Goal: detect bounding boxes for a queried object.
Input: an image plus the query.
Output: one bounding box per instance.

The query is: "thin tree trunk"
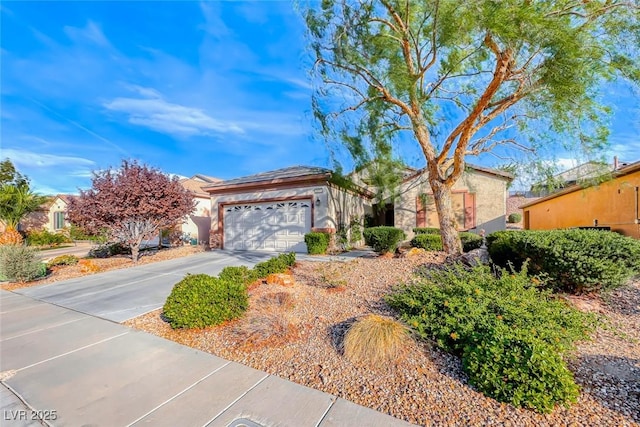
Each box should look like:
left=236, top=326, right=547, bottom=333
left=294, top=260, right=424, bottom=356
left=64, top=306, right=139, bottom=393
left=429, top=180, right=462, bottom=255
left=131, top=244, right=140, bottom=263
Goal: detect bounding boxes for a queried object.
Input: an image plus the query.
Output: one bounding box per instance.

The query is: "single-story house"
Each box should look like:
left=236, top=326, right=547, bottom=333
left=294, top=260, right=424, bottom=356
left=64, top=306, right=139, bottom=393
left=205, top=164, right=512, bottom=252
left=205, top=166, right=373, bottom=252
left=520, top=160, right=640, bottom=239
left=19, top=194, right=75, bottom=233
left=178, top=174, right=221, bottom=244
left=351, top=163, right=513, bottom=239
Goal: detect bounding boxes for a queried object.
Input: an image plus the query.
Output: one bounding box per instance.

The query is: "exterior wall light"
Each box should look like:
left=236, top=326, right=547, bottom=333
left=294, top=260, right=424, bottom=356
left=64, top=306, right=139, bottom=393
left=316, top=196, right=321, bottom=206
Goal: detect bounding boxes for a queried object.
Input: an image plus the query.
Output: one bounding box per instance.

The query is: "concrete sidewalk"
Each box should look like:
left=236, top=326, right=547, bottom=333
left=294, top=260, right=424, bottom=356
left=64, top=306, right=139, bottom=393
left=0, top=291, right=415, bottom=427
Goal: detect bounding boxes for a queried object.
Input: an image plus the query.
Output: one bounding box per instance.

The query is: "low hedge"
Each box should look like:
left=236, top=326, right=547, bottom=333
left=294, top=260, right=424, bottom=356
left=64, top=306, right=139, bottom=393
left=460, top=232, right=483, bottom=252
left=163, top=274, right=248, bottom=329
left=487, top=229, right=640, bottom=293
left=412, top=227, right=441, bottom=235
left=304, top=232, right=330, bottom=255
left=363, top=226, right=406, bottom=254
left=47, top=254, right=79, bottom=267
left=507, top=213, right=522, bottom=223
left=411, top=234, right=443, bottom=251
left=218, top=265, right=258, bottom=285
left=254, top=252, right=296, bottom=277
left=26, top=230, right=71, bottom=246
left=386, top=264, right=593, bottom=412
left=411, top=230, right=482, bottom=253
left=163, top=253, right=296, bottom=329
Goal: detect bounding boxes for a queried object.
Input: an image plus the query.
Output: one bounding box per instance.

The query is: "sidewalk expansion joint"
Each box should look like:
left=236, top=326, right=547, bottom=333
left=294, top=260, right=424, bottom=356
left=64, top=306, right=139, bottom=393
left=16, top=331, right=130, bottom=372
left=125, top=361, right=232, bottom=427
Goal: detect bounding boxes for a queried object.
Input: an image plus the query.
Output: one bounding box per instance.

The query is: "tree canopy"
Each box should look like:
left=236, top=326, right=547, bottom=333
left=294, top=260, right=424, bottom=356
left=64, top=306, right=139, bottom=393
left=304, top=0, right=639, bottom=254
left=68, top=160, right=195, bottom=262
left=0, top=159, right=47, bottom=229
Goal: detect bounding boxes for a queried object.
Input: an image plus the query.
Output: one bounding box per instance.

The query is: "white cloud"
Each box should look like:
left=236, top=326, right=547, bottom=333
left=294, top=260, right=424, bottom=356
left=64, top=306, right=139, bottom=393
left=3, top=149, right=95, bottom=168
left=63, top=20, right=111, bottom=48
left=104, top=88, right=244, bottom=137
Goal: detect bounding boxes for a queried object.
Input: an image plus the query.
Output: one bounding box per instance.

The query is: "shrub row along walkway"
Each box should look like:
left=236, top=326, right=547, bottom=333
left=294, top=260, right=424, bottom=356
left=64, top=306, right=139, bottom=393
left=1, top=250, right=411, bottom=426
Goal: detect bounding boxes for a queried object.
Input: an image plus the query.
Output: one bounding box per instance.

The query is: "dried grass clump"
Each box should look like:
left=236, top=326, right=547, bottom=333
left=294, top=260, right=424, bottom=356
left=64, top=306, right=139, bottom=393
left=233, top=310, right=299, bottom=348
left=258, top=291, right=295, bottom=310
left=343, top=314, right=411, bottom=365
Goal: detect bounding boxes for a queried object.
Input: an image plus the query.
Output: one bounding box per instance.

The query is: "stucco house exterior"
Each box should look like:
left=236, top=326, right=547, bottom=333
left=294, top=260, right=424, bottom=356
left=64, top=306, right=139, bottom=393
left=19, top=195, right=75, bottom=233
left=178, top=174, right=220, bottom=244
left=520, top=160, right=640, bottom=239
left=352, top=163, right=513, bottom=239
left=205, top=166, right=372, bottom=252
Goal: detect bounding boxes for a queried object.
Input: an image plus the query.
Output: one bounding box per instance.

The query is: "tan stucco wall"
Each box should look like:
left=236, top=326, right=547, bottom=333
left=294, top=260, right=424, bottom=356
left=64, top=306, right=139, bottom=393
left=396, top=170, right=509, bottom=239
left=523, top=170, right=640, bottom=238
left=327, top=185, right=368, bottom=246
left=21, top=197, right=68, bottom=233
left=47, top=198, right=69, bottom=232
left=181, top=195, right=212, bottom=244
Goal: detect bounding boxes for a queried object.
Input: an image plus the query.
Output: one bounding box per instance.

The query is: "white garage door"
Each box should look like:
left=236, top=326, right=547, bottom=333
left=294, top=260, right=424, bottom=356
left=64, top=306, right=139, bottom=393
left=224, top=200, right=312, bottom=252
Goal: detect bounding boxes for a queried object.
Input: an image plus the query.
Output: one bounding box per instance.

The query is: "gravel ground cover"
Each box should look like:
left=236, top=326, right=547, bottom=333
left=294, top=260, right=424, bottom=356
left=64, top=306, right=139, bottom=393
left=1, top=245, right=204, bottom=291
left=125, top=253, right=640, bottom=426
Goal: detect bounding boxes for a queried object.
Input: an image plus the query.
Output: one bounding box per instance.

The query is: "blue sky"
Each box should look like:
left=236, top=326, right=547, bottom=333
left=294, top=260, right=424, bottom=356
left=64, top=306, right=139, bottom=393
left=1, top=1, right=639, bottom=194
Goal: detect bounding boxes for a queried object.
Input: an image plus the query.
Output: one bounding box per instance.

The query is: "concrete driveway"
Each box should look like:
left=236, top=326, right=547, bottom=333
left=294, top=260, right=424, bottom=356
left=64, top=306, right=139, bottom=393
left=0, top=290, right=415, bottom=427
left=36, top=242, right=94, bottom=262
left=15, top=250, right=276, bottom=322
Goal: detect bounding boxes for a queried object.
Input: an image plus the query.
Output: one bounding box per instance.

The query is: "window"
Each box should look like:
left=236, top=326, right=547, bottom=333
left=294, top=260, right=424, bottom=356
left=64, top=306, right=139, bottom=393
left=416, top=192, right=475, bottom=230
left=53, top=211, right=65, bottom=230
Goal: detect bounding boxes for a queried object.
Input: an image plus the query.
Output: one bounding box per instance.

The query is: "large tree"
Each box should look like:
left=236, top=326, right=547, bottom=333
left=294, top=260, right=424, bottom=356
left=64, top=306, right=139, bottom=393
left=68, top=160, right=195, bottom=262
left=0, top=159, right=47, bottom=230
left=305, top=0, right=639, bottom=254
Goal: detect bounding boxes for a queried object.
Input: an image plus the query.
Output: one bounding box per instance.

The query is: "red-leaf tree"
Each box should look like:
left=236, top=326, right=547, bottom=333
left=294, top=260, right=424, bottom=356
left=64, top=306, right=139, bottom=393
left=68, top=160, right=195, bottom=262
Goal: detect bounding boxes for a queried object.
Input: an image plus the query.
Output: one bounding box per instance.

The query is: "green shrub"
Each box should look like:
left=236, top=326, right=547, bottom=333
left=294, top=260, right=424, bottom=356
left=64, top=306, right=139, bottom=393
left=386, top=264, right=593, bottom=412
left=163, top=274, right=248, bottom=329
left=0, top=245, right=47, bottom=282
left=410, top=234, right=443, bottom=251
left=363, top=227, right=406, bottom=254
left=487, top=229, right=640, bottom=293
left=304, top=232, right=330, bottom=255
left=47, top=254, right=79, bottom=267
left=507, top=213, right=522, bottom=223
left=412, top=227, right=441, bottom=235
left=218, top=265, right=258, bottom=285
left=69, top=225, right=107, bottom=243
left=460, top=231, right=483, bottom=252
left=254, top=252, right=296, bottom=277
left=26, top=230, right=71, bottom=246
left=463, top=324, right=580, bottom=413
left=88, top=242, right=131, bottom=258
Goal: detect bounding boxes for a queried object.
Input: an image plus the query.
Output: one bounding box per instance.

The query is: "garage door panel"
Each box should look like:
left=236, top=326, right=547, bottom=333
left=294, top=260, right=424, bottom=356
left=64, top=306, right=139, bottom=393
left=224, top=200, right=311, bottom=253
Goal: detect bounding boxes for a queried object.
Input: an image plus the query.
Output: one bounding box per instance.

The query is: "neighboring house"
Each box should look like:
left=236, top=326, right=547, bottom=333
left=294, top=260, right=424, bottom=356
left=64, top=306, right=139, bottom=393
left=352, top=163, right=513, bottom=238
left=20, top=195, right=74, bottom=233
left=530, top=157, right=628, bottom=197
left=521, top=160, right=640, bottom=239
left=205, top=166, right=372, bottom=252
left=178, top=174, right=221, bottom=244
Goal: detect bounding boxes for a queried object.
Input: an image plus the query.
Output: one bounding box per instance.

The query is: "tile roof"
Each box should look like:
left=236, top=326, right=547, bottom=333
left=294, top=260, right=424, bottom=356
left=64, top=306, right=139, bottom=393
left=205, top=166, right=332, bottom=189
